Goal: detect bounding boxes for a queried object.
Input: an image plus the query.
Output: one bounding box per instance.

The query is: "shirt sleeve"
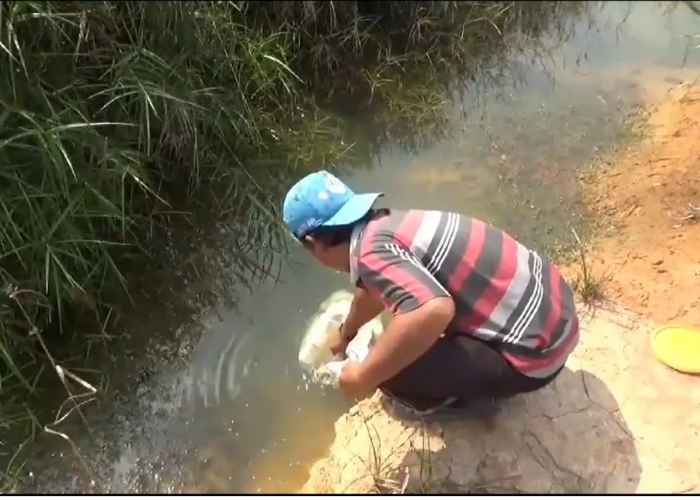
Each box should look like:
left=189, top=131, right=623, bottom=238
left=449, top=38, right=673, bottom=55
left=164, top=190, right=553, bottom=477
left=357, top=240, right=451, bottom=315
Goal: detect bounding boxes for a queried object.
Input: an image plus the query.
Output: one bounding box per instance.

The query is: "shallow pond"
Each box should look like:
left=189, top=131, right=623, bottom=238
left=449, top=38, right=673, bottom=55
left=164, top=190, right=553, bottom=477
left=14, top=1, right=700, bottom=493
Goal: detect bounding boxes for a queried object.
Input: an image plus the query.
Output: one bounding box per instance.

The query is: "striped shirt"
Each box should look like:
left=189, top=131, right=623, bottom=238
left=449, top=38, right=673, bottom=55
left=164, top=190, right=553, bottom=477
left=349, top=210, right=579, bottom=379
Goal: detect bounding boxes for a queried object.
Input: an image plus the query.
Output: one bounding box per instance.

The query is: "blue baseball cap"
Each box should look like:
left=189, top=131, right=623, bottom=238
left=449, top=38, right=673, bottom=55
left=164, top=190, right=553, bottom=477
left=283, top=170, right=382, bottom=239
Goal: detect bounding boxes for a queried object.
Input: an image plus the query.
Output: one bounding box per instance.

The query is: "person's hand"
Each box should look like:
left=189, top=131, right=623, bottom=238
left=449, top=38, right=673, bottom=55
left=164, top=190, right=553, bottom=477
left=339, top=360, right=377, bottom=400
left=315, top=360, right=348, bottom=388
left=328, top=335, right=349, bottom=358
left=329, top=323, right=356, bottom=358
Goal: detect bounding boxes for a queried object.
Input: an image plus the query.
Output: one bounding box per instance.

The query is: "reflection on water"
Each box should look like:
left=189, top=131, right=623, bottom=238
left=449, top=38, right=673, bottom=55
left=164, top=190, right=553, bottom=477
left=18, top=1, right=700, bottom=494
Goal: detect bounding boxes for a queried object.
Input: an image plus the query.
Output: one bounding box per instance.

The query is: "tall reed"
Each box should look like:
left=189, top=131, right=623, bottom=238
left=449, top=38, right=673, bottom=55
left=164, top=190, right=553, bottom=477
left=0, top=0, right=307, bottom=436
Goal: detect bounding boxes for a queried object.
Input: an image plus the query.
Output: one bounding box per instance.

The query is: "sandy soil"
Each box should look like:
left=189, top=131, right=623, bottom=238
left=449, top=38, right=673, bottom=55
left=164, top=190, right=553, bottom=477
left=576, top=82, right=700, bottom=327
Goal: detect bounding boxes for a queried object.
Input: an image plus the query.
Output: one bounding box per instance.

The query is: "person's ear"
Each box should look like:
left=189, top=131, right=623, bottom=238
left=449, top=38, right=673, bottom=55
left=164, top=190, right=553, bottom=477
left=302, top=235, right=317, bottom=250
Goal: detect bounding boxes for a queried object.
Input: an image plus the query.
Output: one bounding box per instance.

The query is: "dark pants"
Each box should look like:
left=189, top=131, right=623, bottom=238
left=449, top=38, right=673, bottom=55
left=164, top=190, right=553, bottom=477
left=378, top=334, right=561, bottom=412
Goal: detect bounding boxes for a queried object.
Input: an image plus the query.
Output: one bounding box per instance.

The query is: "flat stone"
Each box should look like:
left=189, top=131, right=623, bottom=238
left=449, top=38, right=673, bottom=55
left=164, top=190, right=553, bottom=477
left=302, top=303, right=700, bottom=494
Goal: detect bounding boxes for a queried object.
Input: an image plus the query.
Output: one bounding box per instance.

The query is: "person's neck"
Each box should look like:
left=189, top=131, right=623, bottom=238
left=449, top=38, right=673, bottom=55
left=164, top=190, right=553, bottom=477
left=332, top=243, right=352, bottom=273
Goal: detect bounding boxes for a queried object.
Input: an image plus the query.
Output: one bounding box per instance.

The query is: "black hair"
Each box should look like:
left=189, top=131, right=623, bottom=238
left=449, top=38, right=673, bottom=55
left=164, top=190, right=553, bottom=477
left=306, top=209, right=377, bottom=247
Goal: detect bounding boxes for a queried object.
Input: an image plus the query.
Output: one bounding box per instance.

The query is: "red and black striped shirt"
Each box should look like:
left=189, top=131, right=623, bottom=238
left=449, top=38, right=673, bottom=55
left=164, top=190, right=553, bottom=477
left=349, top=210, right=579, bottom=378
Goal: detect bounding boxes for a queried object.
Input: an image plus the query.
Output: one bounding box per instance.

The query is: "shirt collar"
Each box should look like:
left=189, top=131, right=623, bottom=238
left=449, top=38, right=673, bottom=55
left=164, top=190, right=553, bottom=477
left=349, top=221, right=368, bottom=284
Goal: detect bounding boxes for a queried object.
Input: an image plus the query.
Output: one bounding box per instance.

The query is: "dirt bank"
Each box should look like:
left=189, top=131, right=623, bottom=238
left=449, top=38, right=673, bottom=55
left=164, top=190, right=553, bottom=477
left=577, top=82, right=700, bottom=328
left=301, top=305, right=700, bottom=494
left=301, top=82, right=700, bottom=494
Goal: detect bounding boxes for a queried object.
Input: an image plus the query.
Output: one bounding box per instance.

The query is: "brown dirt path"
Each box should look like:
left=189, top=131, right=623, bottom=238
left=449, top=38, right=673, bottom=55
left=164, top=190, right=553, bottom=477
left=575, top=82, right=700, bottom=328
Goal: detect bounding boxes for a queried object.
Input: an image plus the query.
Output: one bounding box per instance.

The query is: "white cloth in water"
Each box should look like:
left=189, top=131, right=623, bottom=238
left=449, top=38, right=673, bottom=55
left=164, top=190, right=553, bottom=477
left=312, top=329, right=373, bottom=387
left=299, top=290, right=383, bottom=388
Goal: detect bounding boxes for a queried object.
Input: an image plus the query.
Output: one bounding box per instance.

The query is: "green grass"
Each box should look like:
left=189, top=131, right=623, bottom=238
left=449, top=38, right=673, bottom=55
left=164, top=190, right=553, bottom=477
left=570, top=229, right=610, bottom=306
left=0, top=0, right=315, bottom=453
left=0, top=0, right=593, bottom=472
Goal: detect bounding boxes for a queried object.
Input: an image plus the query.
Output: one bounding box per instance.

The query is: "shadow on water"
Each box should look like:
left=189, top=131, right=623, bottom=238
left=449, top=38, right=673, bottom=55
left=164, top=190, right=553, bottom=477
left=11, top=0, right=700, bottom=494
left=399, top=369, right=642, bottom=494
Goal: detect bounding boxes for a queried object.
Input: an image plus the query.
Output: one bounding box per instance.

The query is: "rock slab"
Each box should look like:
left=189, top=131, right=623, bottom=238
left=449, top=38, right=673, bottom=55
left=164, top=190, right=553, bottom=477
left=302, top=304, right=700, bottom=494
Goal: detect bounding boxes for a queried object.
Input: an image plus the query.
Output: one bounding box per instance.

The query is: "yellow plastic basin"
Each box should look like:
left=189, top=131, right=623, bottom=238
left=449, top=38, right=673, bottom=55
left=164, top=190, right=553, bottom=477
left=651, top=325, right=700, bottom=374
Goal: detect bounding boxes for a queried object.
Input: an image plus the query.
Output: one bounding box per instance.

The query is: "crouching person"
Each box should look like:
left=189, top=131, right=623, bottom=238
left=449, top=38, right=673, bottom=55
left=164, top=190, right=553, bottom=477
left=283, top=170, right=579, bottom=416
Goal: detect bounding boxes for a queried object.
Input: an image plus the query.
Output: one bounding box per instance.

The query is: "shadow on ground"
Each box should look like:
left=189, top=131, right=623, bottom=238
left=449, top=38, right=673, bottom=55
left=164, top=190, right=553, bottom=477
left=303, top=366, right=641, bottom=494
left=397, top=368, right=641, bottom=494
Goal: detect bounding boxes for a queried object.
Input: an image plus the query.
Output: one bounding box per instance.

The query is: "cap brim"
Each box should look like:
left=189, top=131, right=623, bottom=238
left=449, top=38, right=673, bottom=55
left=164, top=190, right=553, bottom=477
left=321, top=192, right=383, bottom=228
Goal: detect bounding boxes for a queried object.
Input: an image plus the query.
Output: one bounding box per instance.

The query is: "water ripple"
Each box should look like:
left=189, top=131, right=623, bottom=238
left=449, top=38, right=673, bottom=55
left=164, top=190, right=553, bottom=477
left=177, top=329, right=252, bottom=409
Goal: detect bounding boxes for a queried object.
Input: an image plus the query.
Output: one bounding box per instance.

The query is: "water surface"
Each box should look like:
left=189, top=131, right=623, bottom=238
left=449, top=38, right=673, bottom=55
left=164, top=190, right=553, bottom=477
left=16, top=1, right=700, bottom=493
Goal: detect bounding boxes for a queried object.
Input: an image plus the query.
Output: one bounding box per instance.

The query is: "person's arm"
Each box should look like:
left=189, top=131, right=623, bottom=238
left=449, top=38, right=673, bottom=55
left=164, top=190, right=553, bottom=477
left=341, top=287, right=385, bottom=341
left=355, top=241, right=455, bottom=387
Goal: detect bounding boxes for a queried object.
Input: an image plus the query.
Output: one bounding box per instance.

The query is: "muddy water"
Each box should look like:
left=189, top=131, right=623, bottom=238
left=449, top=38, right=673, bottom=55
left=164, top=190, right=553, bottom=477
left=18, top=1, right=700, bottom=494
